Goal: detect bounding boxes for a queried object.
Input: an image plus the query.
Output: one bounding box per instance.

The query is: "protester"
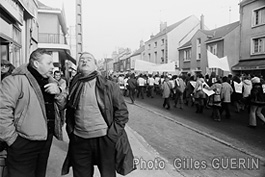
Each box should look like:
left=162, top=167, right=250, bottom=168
left=242, top=75, right=252, bottom=111
left=231, top=75, right=243, bottom=113
left=174, top=75, right=186, bottom=109
left=220, top=76, right=234, bottom=119
left=161, top=76, right=172, bottom=110
left=118, top=74, right=125, bottom=95
left=147, top=74, right=155, bottom=98
left=184, top=75, right=195, bottom=107
left=154, top=74, right=161, bottom=95
left=123, top=75, right=129, bottom=97
left=248, top=76, right=265, bottom=128
left=208, top=78, right=222, bottom=121
left=0, top=48, right=67, bottom=177
left=136, top=74, right=146, bottom=99
left=61, top=52, right=135, bottom=177
left=193, top=74, right=206, bottom=113
left=127, top=73, right=137, bottom=104
left=1, top=59, right=15, bottom=81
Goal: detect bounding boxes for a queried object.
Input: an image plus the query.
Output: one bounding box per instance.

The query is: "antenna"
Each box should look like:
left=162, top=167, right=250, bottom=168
left=229, top=6, right=231, bottom=24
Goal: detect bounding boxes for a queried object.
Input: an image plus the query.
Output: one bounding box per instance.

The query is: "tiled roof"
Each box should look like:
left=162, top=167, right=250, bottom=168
left=203, top=21, right=240, bottom=42
left=146, top=16, right=192, bottom=42
left=179, top=40, right=192, bottom=49
left=179, top=21, right=240, bottom=49
left=131, top=45, right=145, bottom=57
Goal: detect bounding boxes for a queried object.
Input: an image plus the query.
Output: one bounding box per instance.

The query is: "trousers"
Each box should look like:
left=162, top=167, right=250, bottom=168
left=6, top=133, right=53, bottom=177
left=70, top=134, right=116, bottom=177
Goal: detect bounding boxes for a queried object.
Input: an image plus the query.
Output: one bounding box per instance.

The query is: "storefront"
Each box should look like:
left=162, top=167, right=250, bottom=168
left=0, top=0, right=38, bottom=67
left=232, top=59, right=265, bottom=77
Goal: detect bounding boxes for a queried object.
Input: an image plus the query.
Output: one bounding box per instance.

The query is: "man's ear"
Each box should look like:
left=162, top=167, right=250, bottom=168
left=33, top=60, right=39, bottom=69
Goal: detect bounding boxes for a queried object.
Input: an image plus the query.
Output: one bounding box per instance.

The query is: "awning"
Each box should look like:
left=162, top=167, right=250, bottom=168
left=232, top=59, right=265, bottom=71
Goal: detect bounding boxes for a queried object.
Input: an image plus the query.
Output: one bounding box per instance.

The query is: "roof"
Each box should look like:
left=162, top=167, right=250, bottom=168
left=146, top=16, right=192, bottom=42
left=203, top=21, right=240, bottom=42
left=179, top=21, right=240, bottom=49
left=131, top=45, right=145, bottom=57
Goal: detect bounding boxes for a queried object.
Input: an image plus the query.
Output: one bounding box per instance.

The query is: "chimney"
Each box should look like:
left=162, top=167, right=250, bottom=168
left=150, top=34, right=154, bottom=39
left=140, top=40, right=144, bottom=47
left=200, top=14, right=204, bottom=30
left=160, top=22, right=167, bottom=32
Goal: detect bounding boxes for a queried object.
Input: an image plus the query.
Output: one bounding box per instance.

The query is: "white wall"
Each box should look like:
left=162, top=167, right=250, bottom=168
left=167, top=15, right=200, bottom=67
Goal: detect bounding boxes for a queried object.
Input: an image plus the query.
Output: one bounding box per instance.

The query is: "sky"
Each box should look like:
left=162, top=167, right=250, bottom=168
left=39, top=0, right=241, bottom=60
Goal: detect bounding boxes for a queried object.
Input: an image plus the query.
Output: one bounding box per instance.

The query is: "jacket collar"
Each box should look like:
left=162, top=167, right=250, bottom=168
left=12, top=64, right=47, bottom=120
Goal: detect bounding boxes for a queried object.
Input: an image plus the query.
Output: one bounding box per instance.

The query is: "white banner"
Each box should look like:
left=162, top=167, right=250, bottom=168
left=207, top=51, right=230, bottom=71
left=134, top=60, right=175, bottom=72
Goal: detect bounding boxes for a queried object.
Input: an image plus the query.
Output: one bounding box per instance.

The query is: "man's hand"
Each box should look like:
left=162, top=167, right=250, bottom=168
left=44, top=83, right=60, bottom=94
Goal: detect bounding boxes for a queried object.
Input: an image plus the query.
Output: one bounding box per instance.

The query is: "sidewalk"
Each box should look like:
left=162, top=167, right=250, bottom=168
left=47, top=125, right=181, bottom=177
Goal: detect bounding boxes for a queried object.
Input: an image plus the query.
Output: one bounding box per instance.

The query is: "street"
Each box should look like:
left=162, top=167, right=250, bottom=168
left=125, top=96, right=265, bottom=177
left=46, top=93, right=265, bottom=177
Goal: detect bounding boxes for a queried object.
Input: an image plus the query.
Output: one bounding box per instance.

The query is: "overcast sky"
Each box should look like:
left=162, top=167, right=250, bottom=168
left=40, top=0, right=241, bottom=60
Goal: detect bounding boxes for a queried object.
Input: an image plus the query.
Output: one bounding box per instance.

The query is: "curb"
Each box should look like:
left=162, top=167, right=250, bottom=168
left=127, top=100, right=265, bottom=165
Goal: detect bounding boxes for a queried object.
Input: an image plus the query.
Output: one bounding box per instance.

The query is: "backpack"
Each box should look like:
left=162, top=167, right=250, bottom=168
left=213, top=87, right=221, bottom=103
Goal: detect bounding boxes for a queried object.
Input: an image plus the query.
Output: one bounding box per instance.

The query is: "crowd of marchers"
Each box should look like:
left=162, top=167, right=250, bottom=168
left=109, top=72, right=265, bottom=128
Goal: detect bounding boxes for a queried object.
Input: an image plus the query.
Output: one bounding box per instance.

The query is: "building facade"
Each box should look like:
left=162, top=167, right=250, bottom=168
left=179, top=21, right=240, bottom=76
left=0, top=0, right=38, bottom=68
left=37, top=1, right=75, bottom=78
left=232, top=0, right=265, bottom=77
left=143, top=15, right=205, bottom=69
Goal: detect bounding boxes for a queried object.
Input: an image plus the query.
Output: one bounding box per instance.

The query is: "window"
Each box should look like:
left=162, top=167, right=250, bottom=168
left=208, top=44, right=217, bottom=55
left=252, top=36, right=265, bottom=54
left=253, top=6, right=265, bottom=26
left=196, top=38, right=201, bottom=60
left=148, top=44, right=151, bottom=50
left=161, top=39, right=164, bottom=45
left=184, top=49, right=191, bottom=61
left=148, top=53, right=151, bottom=61
left=154, top=52, right=157, bottom=61
left=161, top=49, right=164, bottom=63
left=154, top=42, right=157, bottom=48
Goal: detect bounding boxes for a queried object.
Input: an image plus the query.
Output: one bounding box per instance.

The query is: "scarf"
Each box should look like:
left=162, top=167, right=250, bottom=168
left=68, top=70, right=98, bottom=109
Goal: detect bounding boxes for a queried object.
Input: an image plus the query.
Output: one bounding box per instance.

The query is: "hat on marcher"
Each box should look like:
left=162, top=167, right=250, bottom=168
left=251, top=77, right=260, bottom=84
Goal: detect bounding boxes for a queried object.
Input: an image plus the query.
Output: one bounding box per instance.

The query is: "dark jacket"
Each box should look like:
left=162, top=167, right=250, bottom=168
left=61, top=75, right=135, bottom=175
left=249, top=83, right=265, bottom=106
left=127, top=77, right=137, bottom=90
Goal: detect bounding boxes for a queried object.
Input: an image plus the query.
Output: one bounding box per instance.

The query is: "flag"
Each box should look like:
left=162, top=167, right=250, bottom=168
left=207, top=51, right=230, bottom=71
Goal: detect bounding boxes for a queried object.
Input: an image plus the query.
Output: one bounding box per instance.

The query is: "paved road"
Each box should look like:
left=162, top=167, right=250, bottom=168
left=125, top=96, right=265, bottom=177
left=125, top=94, right=265, bottom=161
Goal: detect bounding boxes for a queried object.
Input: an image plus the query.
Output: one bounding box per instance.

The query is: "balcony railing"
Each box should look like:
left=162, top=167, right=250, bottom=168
left=39, top=33, right=66, bottom=44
